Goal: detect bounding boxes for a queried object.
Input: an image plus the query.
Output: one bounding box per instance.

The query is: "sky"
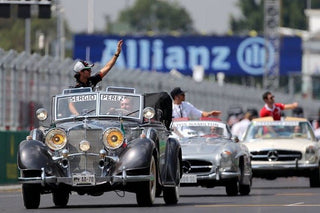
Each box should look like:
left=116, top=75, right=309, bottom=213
left=60, top=0, right=241, bottom=35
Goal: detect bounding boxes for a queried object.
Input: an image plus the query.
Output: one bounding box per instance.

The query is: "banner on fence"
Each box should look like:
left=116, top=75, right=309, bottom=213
left=74, top=35, right=302, bottom=76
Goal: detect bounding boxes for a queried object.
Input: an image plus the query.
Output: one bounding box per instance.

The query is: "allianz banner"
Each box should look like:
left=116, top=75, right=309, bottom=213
left=73, top=35, right=301, bottom=76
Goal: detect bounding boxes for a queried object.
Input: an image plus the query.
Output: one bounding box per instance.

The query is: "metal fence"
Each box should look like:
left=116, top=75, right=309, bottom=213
left=1, top=48, right=320, bottom=131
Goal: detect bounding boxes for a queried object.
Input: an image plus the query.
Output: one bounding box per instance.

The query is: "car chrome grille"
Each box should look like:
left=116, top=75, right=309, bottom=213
left=183, top=159, right=213, bottom=174
left=250, top=150, right=302, bottom=161
left=67, top=129, right=104, bottom=174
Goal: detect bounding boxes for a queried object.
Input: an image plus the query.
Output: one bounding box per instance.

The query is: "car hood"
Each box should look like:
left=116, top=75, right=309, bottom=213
left=243, top=138, right=314, bottom=151
left=180, top=137, right=236, bottom=155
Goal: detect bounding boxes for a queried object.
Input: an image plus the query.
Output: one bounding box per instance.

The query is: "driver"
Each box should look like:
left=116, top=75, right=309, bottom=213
left=107, top=97, right=138, bottom=117
left=120, top=97, right=134, bottom=112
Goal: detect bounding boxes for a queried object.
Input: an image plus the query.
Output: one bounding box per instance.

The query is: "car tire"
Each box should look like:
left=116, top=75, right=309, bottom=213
left=309, top=164, right=320, bottom=187
left=22, top=183, right=41, bottom=209
left=163, top=157, right=180, bottom=205
left=155, top=185, right=162, bottom=197
left=136, top=155, right=156, bottom=206
left=239, top=162, right=251, bottom=195
left=226, top=179, right=238, bottom=196
left=53, top=189, right=70, bottom=207
left=239, top=183, right=251, bottom=195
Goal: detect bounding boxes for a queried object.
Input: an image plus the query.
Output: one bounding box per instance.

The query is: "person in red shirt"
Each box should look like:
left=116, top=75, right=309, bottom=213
left=260, top=91, right=299, bottom=120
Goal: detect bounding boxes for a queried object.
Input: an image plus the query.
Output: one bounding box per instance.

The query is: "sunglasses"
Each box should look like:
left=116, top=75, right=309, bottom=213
left=269, top=95, right=274, bottom=100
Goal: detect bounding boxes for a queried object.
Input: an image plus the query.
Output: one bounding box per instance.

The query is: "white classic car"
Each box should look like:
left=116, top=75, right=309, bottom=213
left=171, top=118, right=252, bottom=196
left=242, top=117, right=320, bottom=187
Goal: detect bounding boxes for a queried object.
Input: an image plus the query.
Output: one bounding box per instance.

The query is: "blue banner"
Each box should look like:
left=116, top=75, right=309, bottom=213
left=73, top=35, right=302, bottom=76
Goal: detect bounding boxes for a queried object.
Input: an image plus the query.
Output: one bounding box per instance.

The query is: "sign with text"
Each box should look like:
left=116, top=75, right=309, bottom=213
left=74, top=35, right=302, bottom=76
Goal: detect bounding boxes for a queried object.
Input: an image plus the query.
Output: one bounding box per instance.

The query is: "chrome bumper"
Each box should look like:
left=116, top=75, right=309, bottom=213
left=181, top=166, right=241, bottom=184
left=252, top=162, right=318, bottom=170
left=18, top=168, right=153, bottom=186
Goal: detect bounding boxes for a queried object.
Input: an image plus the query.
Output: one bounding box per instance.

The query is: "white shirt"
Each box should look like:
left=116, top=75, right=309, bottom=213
left=172, top=101, right=202, bottom=120
left=231, top=118, right=251, bottom=139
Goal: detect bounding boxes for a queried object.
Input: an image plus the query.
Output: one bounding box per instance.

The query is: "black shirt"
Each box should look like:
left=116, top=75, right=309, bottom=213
left=74, top=73, right=102, bottom=89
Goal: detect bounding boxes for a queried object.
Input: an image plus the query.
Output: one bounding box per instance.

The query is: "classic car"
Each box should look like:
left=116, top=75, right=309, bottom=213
left=241, top=117, right=320, bottom=187
left=17, top=87, right=182, bottom=209
left=170, top=118, right=252, bottom=196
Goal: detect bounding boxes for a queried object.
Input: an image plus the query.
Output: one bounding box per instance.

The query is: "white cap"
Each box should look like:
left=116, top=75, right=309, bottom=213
left=73, top=60, right=94, bottom=73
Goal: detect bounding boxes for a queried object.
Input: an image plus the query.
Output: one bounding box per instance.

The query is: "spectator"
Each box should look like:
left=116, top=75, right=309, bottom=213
left=231, top=111, right=253, bottom=139
left=171, top=87, right=221, bottom=120
left=260, top=91, right=298, bottom=120
left=72, top=39, right=123, bottom=89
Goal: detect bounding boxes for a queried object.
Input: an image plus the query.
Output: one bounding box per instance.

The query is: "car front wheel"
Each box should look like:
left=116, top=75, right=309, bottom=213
left=310, top=164, right=320, bottom=187
left=163, top=157, right=180, bottom=205
left=22, top=184, right=41, bottom=209
left=53, top=189, right=70, bottom=207
left=136, top=155, right=156, bottom=206
left=226, top=179, right=239, bottom=196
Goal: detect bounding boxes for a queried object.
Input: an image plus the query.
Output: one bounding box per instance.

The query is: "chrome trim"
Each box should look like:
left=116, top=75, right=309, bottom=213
left=252, top=163, right=318, bottom=170
left=52, top=153, right=119, bottom=162
left=19, top=167, right=154, bottom=185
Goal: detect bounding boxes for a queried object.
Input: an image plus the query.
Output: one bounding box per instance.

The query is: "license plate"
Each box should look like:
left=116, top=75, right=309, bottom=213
left=72, top=174, right=96, bottom=185
left=180, top=174, right=197, bottom=183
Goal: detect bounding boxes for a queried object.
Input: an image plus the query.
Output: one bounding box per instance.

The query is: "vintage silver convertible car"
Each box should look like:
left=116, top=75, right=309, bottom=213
left=17, top=87, right=182, bottom=209
left=242, top=117, right=320, bottom=187
left=170, top=118, right=252, bottom=196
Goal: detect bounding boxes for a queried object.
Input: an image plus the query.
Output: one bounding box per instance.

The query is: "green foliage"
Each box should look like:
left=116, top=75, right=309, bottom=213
left=108, top=0, right=194, bottom=34
left=0, top=5, right=71, bottom=56
left=230, top=0, right=320, bottom=35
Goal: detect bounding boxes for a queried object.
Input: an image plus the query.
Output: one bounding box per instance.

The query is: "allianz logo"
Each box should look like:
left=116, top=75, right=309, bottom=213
left=100, top=37, right=275, bottom=75
left=237, top=37, right=275, bottom=75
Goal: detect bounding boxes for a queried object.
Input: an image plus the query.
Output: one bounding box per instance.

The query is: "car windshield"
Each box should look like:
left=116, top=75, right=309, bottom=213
left=55, top=92, right=141, bottom=120
left=244, top=121, right=314, bottom=141
left=171, top=121, right=230, bottom=139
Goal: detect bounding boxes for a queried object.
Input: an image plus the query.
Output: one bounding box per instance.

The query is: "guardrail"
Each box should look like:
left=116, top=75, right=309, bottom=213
left=1, top=48, right=320, bottom=131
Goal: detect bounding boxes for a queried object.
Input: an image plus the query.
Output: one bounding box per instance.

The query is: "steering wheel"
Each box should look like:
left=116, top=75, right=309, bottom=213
left=115, top=108, right=130, bottom=115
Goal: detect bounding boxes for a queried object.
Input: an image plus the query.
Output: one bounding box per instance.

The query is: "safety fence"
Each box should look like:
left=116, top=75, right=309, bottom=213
left=1, top=48, right=320, bottom=131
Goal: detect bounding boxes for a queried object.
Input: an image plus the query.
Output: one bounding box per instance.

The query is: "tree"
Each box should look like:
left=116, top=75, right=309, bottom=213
left=0, top=5, right=72, bottom=57
left=230, top=0, right=320, bottom=35
left=107, top=0, right=194, bottom=34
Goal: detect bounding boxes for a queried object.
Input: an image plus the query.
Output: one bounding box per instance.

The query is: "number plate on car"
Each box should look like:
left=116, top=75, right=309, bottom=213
left=72, top=174, right=96, bottom=185
left=180, top=174, right=197, bottom=183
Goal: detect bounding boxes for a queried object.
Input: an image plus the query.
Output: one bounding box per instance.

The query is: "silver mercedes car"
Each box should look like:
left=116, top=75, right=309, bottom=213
left=171, top=118, right=252, bottom=196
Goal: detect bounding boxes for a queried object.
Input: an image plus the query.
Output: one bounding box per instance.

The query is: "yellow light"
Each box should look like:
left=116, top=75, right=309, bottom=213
left=45, top=128, right=67, bottom=150
left=103, top=128, right=124, bottom=149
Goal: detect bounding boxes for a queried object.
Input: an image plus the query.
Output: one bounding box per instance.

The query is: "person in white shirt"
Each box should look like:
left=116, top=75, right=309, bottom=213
left=170, top=87, right=221, bottom=120
left=231, top=112, right=253, bottom=139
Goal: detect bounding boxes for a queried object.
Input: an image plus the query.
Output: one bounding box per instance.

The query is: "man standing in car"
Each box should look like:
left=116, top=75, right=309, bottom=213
left=171, top=87, right=221, bottom=120
left=72, top=39, right=123, bottom=89
left=260, top=91, right=298, bottom=120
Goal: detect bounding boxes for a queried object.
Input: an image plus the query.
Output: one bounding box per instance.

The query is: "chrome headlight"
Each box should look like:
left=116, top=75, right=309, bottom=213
left=220, top=150, right=233, bottom=169
left=45, top=128, right=67, bottom=150
left=36, top=108, right=48, bottom=121
left=221, top=150, right=232, bottom=159
left=103, top=128, right=124, bottom=149
left=306, top=146, right=317, bottom=163
left=143, top=107, right=155, bottom=120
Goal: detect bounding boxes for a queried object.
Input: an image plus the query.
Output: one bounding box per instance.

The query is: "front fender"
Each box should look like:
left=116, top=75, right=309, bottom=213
left=17, top=140, right=52, bottom=170
left=162, top=137, right=182, bottom=185
left=114, top=138, right=156, bottom=174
